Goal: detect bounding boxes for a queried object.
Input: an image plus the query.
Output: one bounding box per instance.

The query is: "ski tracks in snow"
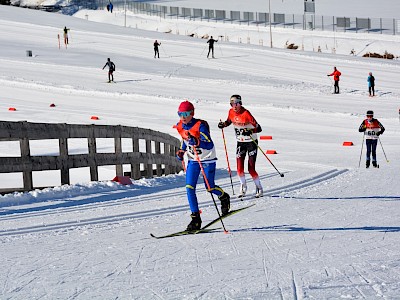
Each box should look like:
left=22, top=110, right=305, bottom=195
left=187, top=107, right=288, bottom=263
left=0, top=167, right=348, bottom=237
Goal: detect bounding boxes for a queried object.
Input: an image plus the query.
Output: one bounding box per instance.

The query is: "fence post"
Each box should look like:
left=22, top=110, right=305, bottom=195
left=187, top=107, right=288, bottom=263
left=20, top=137, right=33, bottom=191
left=59, top=137, right=70, bottom=185
left=132, top=137, right=140, bottom=179
left=155, top=141, right=162, bottom=176
left=115, top=136, right=123, bottom=177
left=145, top=139, right=153, bottom=177
left=164, top=143, right=171, bottom=175
left=88, top=136, right=98, bottom=181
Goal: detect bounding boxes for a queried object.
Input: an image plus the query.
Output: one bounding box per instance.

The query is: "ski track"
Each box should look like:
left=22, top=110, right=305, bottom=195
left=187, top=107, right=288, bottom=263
left=0, top=168, right=347, bottom=237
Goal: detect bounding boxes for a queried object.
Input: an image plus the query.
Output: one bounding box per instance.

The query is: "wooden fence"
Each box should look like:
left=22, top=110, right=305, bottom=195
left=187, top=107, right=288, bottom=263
left=0, top=121, right=183, bottom=193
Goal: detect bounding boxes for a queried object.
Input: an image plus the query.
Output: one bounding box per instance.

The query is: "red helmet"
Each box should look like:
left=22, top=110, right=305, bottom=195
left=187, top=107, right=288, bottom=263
left=178, top=100, right=195, bottom=114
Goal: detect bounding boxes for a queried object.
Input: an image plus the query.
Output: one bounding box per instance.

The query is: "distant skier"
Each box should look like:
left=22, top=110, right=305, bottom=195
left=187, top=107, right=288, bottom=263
left=102, top=58, right=116, bottom=83
left=175, top=100, right=230, bottom=230
left=154, top=40, right=161, bottom=58
left=367, top=72, right=375, bottom=97
left=109, top=1, right=113, bottom=13
left=218, top=95, right=264, bottom=198
left=63, top=26, right=70, bottom=45
left=358, top=110, right=385, bottom=168
left=327, top=66, right=341, bottom=94
left=206, top=36, right=218, bottom=58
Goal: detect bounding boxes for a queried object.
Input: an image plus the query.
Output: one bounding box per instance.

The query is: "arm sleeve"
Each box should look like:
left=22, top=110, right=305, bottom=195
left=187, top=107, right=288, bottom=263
left=198, top=122, right=214, bottom=150
left=378, top=121, right=385, bottom=134
left=358, top=121, right=366, bottom=132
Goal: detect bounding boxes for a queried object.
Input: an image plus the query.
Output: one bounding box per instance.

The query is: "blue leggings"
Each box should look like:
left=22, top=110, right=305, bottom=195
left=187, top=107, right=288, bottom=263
left=185, top=160, right=224, bottom=213
left=366, top=139, right=378, bottom=162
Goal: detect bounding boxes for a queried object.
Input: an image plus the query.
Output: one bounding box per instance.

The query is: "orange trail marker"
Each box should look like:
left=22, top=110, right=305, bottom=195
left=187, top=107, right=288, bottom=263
left=266, top=150, right=277, bottom=154
left=260, top=136, right=273, bottom=140
left=343, top=141, right=354, bottom=146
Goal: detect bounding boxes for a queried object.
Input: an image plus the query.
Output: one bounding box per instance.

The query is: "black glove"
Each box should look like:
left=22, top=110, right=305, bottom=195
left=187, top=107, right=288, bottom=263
left=242, top=128, right=253, bottom=136
left=376, top=131, right=381, bottom=136
left=218, top=121, right=225, bottom=129
left=176, top=150, right=185, bottom=161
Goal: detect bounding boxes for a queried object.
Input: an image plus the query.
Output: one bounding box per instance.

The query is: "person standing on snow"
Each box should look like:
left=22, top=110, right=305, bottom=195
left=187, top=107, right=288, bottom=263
left=327, top=66, right=341, bottom=94
left=175, top=100, right=231, bottom=231
left=358, top=110, right=385, bottom=168
left=206, top=36, right=218, bottom=58
left=63, top=26, right=70, bottom=45
left=218, top=95, right=263, bottom=198
left=367, top=72, right=375, bottom=97
left=102, top=58, right=116, bottom=83
left=153, top=40, right=161, bottom=58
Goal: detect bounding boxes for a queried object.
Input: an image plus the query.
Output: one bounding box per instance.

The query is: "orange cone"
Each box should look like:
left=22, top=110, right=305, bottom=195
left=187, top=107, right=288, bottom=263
left=91, top=116, right=99, bottom=120
left=266, top=150, right=277, bottom=154
left=342, top=141, right=354, bottom=146
left=260, top=136, right=273, bottom=140
left=8, top=107, right=17, bottom=111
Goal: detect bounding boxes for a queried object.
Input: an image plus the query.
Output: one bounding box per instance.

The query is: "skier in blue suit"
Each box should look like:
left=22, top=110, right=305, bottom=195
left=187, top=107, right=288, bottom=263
left=175, top=100, right=230, bottom=230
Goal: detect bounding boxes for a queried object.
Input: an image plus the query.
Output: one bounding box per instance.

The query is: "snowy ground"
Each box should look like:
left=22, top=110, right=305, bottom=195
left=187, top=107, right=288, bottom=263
left=1, top=4, right=400, bottom=299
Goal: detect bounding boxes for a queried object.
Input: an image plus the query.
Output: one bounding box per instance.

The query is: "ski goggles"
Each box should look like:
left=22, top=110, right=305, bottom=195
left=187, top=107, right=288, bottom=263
left=230, top=97, right=242, bottom=105
left=178, top=110, right=193, bottom=117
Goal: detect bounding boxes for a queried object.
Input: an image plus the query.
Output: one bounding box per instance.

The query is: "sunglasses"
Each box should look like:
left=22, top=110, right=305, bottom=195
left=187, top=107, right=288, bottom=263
left=178, top=111, right=192, bottom=117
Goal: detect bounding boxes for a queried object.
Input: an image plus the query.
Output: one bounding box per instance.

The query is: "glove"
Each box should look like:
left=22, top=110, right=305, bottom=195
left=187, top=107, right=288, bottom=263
left=376, top=131, right=381, bottom=136
left=242, top=128, right=253, bottom=136
left=218, top=121, right=225, bottom=129
left=188, top=136, right=199, bottom=146
left=176, top=150, right=185, bottom=161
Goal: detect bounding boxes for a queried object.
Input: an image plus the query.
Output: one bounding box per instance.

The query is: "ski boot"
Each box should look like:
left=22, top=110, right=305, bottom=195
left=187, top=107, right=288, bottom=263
left=255, top=187, right=264, bottom=198
left=372, top=161, right=379, bottom=168
left=238, top=184, right=247, bottom=198
left=219, top=193, right=230, bottom=216
left=186, top=212, right=202, bottom=231
left=366, top=160, right=370, bottom=168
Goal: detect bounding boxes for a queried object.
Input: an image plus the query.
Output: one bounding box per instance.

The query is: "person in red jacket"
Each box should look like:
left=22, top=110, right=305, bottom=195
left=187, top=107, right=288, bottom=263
left=358, top=110, right=385, bottom=168
left=218, top=95, right=263, bottom=198
left=327, top=66, right=341, bottom=94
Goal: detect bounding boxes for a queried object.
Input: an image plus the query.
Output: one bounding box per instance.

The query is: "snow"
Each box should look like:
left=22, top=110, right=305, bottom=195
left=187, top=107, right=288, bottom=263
left=1, top=2, right=400, bottom=299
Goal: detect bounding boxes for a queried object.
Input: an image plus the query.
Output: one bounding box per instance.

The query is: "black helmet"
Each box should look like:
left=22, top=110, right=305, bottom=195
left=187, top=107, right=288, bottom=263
left=366, top=110, right=374, bottom=116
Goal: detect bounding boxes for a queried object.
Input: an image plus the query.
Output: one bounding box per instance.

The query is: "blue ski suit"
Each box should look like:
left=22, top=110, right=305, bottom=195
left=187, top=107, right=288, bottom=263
left=175, top=118, right=224, bottom=213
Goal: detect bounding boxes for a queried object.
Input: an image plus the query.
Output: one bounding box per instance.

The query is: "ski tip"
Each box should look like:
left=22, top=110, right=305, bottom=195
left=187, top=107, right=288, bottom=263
left=224, top=230, right=229, bottom=234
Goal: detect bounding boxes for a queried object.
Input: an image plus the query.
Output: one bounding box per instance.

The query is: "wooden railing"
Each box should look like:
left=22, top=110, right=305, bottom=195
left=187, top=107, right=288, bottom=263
left=0, top=121, right=183, bottom=192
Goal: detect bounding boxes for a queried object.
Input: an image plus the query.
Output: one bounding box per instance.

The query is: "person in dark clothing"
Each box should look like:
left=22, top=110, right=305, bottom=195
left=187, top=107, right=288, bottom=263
left=154, top=40, right=161, bottom=58
left=367, top=72, right=375, bottom=97
left=207, top=36, right=218, bottom=58
left=358, top=110, right=385, bottom=168
left=327, top=66, right=341, bottom=94
left=102, top=58, right=116, bottom=83
left=63, top=26, right=70, bottom=45
left=109, top=1, right=113, bottom=13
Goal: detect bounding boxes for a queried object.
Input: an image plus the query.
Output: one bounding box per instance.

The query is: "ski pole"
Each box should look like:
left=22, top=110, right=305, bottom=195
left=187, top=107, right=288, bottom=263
left=220, top=120, right=234, bottom=195
left=358, top=133, right=365, bottom=168
left=378, top=137, right=389, bottom=163
left=217, top=38, right=223, bottom=57
left=192, top=143, right=228, bottom=233
left=161, top=44, right=168, bottom=57
left=249, top=135, right=284, bottom=177
left=200, top=44, right=207, bottom=57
